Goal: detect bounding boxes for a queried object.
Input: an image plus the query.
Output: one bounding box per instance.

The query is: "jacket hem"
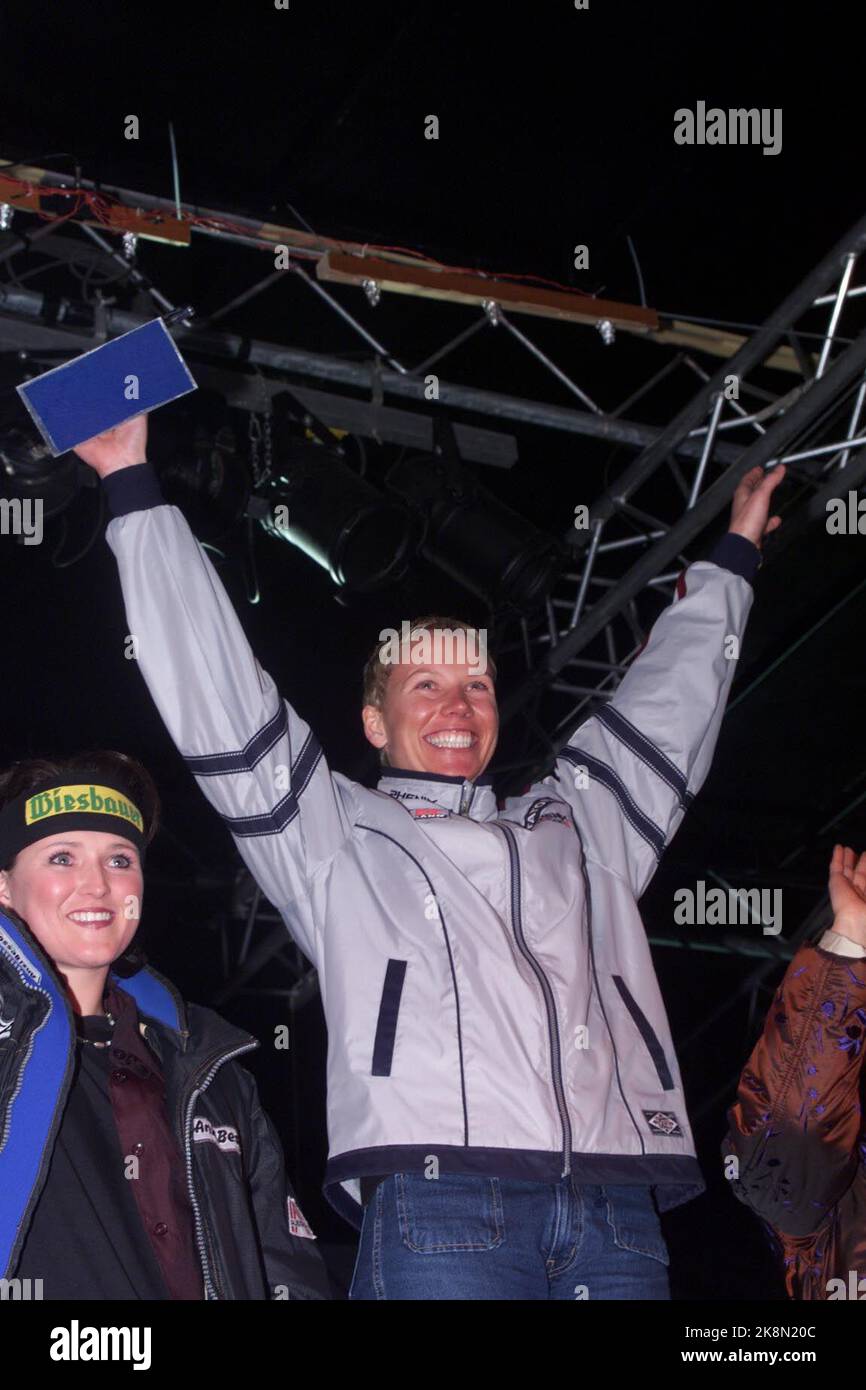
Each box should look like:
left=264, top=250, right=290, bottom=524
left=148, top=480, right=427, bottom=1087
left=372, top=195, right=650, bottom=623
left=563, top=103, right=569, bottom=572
left=323, top=1144, right=705, bottom=1229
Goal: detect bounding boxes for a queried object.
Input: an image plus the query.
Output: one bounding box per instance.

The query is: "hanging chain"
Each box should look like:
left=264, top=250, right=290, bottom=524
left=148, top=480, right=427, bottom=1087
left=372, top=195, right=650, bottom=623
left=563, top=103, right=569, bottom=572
left=247, top=368, right=273, bottom=489
left=261, top=403, right=273, bottom=487
left=248, top=411, right=262, bottom=485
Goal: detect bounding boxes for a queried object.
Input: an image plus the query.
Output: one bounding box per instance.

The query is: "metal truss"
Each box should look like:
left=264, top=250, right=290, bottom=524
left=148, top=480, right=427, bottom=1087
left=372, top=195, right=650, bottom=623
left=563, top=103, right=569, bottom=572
left=0, top=278, right=750, bottom=469
left=0, top=158, right=820, bottom=476
left=204, top=870, right=318, bottom=1012
left=1, top=161, right=863, bottom=1017
left=495, top=213, right=866, bottom=787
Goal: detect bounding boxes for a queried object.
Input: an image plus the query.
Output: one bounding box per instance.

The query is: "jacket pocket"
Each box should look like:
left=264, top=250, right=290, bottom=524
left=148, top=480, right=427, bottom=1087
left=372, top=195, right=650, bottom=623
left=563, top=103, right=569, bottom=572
left=396, top=1173, right=505, bottom=1252
left=371, top=960, right=407, bottom=1077
left=611, top=975, right=675, bottom=1091
left=602, top=1184, right=670, bottom=1266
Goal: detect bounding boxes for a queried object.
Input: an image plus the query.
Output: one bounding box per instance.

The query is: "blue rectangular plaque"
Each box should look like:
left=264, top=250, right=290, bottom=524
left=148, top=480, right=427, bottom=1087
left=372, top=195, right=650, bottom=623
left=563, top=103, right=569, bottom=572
left=17, top=317, right=197, bottom=456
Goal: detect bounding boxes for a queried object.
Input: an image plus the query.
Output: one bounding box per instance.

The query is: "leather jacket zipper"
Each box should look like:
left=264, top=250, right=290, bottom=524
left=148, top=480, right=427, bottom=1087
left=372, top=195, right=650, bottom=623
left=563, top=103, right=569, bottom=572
left=0, top=949, right=53, bottom=1158
left=499, top=823, right=572, bottom=1176
left=176, top=1040, right=257, bottom=1300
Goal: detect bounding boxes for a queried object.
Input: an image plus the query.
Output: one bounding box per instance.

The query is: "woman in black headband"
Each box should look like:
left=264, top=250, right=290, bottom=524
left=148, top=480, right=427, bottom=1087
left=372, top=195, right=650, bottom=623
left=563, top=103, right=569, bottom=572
left=0, top=748, right=329, bottom=1301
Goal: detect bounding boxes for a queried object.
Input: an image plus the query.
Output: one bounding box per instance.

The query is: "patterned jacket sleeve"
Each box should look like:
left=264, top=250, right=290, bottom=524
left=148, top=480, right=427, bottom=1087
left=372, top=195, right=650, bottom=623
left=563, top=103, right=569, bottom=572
left=723, top=942, right=866, bottom=1237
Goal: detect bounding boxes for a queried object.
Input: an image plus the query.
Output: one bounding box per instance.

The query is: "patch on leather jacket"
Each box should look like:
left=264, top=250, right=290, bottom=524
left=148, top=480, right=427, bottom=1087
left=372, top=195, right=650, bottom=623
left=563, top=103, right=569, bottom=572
left=643, top=1109, right=684, bottom=1137
left=288, top=1196, right=316, bottom=1239
left=0, top=925, right=41, bottom=983
left=192, top=1116, right=241, bottom=1154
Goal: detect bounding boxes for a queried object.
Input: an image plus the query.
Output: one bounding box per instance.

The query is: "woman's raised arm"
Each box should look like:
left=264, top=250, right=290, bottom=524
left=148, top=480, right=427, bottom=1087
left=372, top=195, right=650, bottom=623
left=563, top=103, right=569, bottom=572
left=74, top=418, right=354, bottom=966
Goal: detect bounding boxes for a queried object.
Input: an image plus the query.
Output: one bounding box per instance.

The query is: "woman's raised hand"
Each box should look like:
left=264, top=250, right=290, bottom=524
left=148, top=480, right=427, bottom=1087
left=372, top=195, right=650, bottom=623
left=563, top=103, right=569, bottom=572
left=728, top=463, right=785, bottom=549
left=73, top=413, right=149, bottom=478
left=828, top=844, right=866, bottom=945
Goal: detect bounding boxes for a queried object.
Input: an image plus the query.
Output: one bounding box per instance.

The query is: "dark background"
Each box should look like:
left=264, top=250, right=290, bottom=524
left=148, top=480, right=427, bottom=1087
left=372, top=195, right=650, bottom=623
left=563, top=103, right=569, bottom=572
left=0, top=0, right=864, bottom=1298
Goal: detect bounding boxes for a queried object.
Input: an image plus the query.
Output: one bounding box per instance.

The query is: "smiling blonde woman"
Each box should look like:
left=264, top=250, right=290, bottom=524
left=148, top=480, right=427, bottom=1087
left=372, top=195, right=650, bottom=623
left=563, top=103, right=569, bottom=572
left=73, top=412, right=785, bottom=1300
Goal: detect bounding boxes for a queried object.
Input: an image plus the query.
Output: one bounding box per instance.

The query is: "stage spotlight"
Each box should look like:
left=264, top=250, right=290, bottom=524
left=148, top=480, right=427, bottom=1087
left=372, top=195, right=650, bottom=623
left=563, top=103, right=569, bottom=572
left=387, top=451, right=563, bottom=612
left=156, top=421, right=251, bottom=544
left=147, top=391, right=251, bottom=544
left=256, top=437, right=414, bottom=591
left=154, top=390, right=413, bottom=590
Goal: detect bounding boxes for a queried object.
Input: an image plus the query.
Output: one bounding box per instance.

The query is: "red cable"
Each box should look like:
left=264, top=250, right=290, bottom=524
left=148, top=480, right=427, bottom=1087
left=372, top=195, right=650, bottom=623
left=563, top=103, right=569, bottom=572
left=0, top=173, right=595, bottom=301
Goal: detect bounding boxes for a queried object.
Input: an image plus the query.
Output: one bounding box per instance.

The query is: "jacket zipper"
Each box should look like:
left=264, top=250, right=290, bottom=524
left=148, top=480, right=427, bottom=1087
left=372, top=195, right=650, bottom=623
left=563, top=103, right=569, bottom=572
left=177, top=1040, right=258, bottom=1300
left=459, top=781, right=475, bottom=816
left=0, top=951, right=53, bottom=1158
left=499, top=823, right=572, bottom=1176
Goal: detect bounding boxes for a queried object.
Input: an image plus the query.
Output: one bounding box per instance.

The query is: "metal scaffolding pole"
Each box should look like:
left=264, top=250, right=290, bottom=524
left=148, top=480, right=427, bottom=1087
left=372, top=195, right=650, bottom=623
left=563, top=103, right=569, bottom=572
left=565, top=213, right=866, bottom=552
left=0, top=284, right=743, bottom=466
left=492, top=214, right=866, bottom=790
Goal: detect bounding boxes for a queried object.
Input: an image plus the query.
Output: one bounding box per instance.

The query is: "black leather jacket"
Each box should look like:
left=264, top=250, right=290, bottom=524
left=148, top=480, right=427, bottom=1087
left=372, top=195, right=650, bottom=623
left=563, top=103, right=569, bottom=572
left=0, top=907, right=330, bottom=1300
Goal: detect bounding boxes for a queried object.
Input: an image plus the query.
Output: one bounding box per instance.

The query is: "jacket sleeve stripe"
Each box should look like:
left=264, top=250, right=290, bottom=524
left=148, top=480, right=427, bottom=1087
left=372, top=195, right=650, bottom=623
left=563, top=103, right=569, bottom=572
left=219, top=736, right=324, bottom=838
left=184, top=701, right=289, bottom=776
left=560, top=747, right=665, bottom=861
left=595, top=704, right=693, bottom=810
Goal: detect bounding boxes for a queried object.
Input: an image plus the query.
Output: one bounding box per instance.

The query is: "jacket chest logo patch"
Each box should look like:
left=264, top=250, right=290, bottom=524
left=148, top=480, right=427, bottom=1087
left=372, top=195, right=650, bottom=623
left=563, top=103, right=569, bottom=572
left=193, top=1116, right=241, bottom=1154
left=643, top=1109, right=683, bottom=1137
left=386, top=789, right=450, bottom=818
left=287, top=1196, right=316, bottom=1239
left=0, top=927, right=41, bottom=983
left=523, top=797, right=573, bottom=832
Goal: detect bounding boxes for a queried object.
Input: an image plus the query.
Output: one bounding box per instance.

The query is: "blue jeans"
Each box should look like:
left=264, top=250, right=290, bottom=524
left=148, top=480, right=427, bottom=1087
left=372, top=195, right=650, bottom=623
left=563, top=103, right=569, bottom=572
left=348, top=1174, right=670, bottom=1300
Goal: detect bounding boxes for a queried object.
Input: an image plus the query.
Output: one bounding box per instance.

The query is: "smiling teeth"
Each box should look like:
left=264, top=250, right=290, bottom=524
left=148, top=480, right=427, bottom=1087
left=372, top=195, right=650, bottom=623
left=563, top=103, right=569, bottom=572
left=425, top=733, right=475, bottom=749
left=69, top=912, right=113, bottom=923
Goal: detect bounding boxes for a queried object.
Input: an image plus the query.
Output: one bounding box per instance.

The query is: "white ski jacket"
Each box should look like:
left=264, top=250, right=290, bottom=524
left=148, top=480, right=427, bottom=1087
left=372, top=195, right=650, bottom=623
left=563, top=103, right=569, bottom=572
left=104, top=464, right=759, bottom=1227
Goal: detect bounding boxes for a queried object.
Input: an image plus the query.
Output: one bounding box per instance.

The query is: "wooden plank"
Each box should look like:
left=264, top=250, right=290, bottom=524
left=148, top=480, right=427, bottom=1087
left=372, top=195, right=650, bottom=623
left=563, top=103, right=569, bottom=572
left=0, top=173, right=42, bottom=212
left=318, top=250, right=659, bottom=332
left=0, top=172, right=189, bottom=246
left=86, top=203, right=190, bottom=247
left=2, top=163, right=805, bottom=370
left=652, top=320, right=808, bottom=375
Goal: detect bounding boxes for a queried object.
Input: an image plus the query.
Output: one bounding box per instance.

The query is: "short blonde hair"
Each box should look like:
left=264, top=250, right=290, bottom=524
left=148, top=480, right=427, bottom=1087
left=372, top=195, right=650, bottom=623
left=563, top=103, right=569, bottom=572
left=362, top=614, right=497, bottom=710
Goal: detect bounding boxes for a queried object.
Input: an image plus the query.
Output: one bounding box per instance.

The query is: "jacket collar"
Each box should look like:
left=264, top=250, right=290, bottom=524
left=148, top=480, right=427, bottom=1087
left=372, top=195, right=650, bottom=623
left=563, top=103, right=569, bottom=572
left=376, top=767, right=499, bottom=822
left=117, top=965, right=257, bottom=1061
left=114, top=963, right=188, bottom=1037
